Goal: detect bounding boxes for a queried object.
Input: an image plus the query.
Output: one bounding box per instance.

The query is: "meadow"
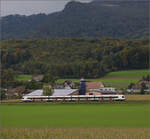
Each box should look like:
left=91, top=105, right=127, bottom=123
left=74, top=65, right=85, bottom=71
left=0, top=102, right=150, bottom=139
left=16, top=69, right=149, bottom=89
left=104, top=69, right=150, bottom=77
left=1, top=103, right=149, bottom=127
left=57, top=69, right=149, bottom=89
left=10, top=69, right=150, bottom=139
left=16, top=75, right=32, bottom=81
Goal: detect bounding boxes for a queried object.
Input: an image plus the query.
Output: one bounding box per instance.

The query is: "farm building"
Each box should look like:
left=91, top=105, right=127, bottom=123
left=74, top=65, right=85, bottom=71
left=137, top=81, right=150, bottom=89
left=78, top=78, right=118, bottom=95
left=24, top=89, right=78, bottom=96
left=78, top=78, right=117, bottom=95
left=85, top=81, right=104, bottom=95
left=32, top=75, right=43, bottom=82
left=54, top=80, right=75, bottom=89
left=86, top=82, right=104, bottom=90
left=99, top=87, right=116, bottom=93
left=24, top=78, right=118, bottom=97
left=127, top=81, right=150, bottom=94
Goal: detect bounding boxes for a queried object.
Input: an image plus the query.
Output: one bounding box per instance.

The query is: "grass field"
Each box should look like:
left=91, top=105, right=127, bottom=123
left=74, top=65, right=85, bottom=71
left=1, top=103, right=149, bottom=127
left=16, top=75, right=32, bottom=81
left=104, top=69, right=150, bottom=77
left=1, top=101, right=150, bottom=139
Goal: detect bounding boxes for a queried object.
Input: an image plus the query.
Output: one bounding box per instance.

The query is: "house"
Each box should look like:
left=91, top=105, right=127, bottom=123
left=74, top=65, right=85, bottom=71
left=54, top=84, right=64, bottom=89
left=99, top=87, right=117, bottom=93
left=54, top=80, right=75, bottom=89
left=86, top=82, right=104, bottom=90
left=126, top=81, right=150, bottom=93
left=64, top=80, right=75, bottom=89
left=82, top=81, right=118, bottom=95
left=126, top=89, right=140, bottom=93
left=64, top=82, right=72, bottom=89
left=137, top=81, right=150, bottom=89
left=32, top=75, right=43, bottom=82
left=85, top=82, right=104, bottom=95
left=6, top=86, right=26, bottom=99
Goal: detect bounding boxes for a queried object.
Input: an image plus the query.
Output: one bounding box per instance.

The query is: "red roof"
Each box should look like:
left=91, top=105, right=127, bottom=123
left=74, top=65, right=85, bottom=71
left=86, top=82, right=104, bottom=89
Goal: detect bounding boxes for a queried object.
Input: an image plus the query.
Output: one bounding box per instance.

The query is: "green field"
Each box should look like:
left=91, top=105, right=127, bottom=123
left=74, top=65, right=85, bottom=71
left=16, top=69, right=149, bottom=89
left=1, top=102, right=150, bottom=139
left=16, top=75, right=32, bottom=81
left=57, top=69, right=150, bottom=89
left=104, top=69, right=150, bottom=77
left=1, top=103, right=149, bottom=127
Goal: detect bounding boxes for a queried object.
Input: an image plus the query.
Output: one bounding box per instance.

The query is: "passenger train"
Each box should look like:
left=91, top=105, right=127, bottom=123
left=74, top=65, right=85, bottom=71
left=22, top=94, right=125, bottom=102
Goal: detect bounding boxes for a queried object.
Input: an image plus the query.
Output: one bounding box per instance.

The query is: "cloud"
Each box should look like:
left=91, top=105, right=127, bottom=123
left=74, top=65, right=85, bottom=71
left=1, top=0, right=92, bottom=16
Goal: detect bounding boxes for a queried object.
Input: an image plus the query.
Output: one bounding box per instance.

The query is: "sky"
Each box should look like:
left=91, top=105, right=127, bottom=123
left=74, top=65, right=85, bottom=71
left=1, top=0, right=93, bottom=17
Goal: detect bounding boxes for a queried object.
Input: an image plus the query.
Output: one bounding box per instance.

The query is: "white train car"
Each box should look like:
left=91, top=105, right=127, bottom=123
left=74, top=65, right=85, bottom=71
left=21, top=94, right=125, bottom=102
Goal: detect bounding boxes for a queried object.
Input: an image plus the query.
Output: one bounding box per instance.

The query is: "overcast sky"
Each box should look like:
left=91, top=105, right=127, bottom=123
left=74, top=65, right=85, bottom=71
left=1, top=0, right=92, bottom=17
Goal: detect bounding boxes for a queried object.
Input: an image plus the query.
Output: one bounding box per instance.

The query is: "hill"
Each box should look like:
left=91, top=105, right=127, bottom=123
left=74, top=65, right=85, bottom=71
left=1, top=37, right=149, bottom=78
left=1, top=0, right=149, bottom=40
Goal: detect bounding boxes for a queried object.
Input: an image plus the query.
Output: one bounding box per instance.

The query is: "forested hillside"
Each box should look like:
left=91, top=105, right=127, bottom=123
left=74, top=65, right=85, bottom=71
left=2, top=0, right=149, bottom=40
left=1, top=37, right=149, bottom=78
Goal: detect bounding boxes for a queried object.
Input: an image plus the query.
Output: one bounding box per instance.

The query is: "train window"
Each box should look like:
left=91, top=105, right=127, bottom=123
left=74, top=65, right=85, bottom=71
left=111, top=96, right=118, bottom=98
left=114, top=96, right=118, bottom=98
left=122, top=96, right=125, bottom=98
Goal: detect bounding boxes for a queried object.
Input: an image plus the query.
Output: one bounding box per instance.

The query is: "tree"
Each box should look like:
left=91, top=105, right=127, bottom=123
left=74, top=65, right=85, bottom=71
left=141, top=75, right=150, bottom=81
left=1, top=69, right=16, bottom=88
left=128, top=83, right=135, bottom=89
left=25, top=80, right=43, bottom=90
left=140, top=82, right=147, bottom=95
left=43, top=85, right=54, bottom=96
left=42, top=73, right=58, bottom=85
left=1, top=37, right=149, bottom=78
left=146, top=75, right=150, bottom=81
left=142, top=76, right=146, bottom=81
left=0, top=88, right=7, bottom=100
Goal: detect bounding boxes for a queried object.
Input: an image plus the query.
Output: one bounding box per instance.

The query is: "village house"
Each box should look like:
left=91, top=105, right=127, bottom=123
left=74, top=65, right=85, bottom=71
left=85, top=82, right=118, bottom=95
left=85, top=82, right=104, bottom=95
left=127, top=80, right=150, bottom=93
left=6, top=86, right=26, bottom=99
left=78, top=78, right=118, bottom=95
left=99, top=87, right=117, bottom=93
left=32, top=75, right=43, bottom=82
left=54, top=80, right=76, bottom=89
left=137, top=81, right=150, bottom=89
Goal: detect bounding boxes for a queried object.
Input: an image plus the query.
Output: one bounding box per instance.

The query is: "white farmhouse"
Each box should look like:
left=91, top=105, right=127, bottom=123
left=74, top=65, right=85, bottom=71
left=99, top=87, right=116, bottom=93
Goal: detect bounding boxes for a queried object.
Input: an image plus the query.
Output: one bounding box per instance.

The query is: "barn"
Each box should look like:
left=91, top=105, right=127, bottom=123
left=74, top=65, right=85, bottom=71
left=24, top=89, right=78, bottom=97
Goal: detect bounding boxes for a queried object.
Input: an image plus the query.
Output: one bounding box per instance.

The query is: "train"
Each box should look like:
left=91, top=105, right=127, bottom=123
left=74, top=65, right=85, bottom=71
left=21, top=94, right=125, bottom=102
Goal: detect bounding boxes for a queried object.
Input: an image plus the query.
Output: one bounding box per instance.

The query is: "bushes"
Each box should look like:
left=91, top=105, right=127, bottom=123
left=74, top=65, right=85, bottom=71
left=25, top=80, right=43, bottom=90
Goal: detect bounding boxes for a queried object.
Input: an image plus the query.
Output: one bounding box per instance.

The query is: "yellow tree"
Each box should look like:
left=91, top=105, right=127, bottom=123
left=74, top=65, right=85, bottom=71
left=43, top=85, right=54, bottom=96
